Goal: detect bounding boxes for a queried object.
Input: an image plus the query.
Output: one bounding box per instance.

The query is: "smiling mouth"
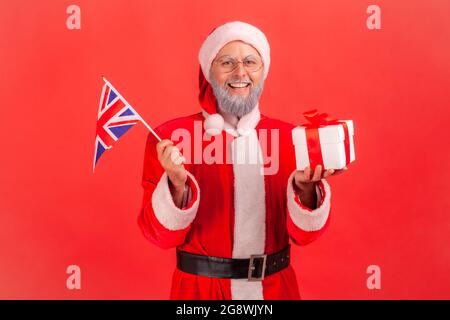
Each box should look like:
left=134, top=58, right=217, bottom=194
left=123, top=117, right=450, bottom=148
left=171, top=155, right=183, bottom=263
left=227, top=83, right=251, bottom=89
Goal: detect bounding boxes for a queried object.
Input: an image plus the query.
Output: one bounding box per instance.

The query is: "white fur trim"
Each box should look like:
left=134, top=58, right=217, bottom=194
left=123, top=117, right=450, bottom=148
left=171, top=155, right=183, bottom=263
left=151, top=171, right=200, bottom=231
left=204, top=113, right=224, bottom=136
left=231, top=280, right=264, bottom=300
left=230, top=129, right=266, bottom=300
left=286, top=170, right=331, bottom=232
left=201, top=103, right=261, bottom=137
left=237, top=104, right=261, bottom=136
left=199, top=21, right=271, bottom=83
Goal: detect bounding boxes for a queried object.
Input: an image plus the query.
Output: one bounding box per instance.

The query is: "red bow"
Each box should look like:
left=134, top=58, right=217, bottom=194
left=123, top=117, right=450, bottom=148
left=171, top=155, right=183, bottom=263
left=302, top=109, right=340, bottom=128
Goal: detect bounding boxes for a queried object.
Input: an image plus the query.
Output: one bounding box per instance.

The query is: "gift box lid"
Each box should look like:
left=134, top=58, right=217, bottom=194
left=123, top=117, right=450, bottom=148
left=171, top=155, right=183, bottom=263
left=292, top=123, right=347, bottom=145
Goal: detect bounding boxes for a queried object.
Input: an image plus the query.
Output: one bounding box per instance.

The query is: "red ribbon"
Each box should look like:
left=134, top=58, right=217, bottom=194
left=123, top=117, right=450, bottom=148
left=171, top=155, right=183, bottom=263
left=301, top=109, right=351, bottom=169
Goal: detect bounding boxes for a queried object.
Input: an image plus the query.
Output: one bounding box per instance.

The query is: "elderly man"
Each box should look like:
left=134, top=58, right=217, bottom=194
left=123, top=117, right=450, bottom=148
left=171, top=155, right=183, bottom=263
left=138, top=21, right=343, bottom=300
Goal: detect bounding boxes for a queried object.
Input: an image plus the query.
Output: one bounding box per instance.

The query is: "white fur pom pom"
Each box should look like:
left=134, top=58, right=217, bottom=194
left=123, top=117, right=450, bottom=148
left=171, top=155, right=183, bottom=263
left=204, top=113, right=224, bottom=136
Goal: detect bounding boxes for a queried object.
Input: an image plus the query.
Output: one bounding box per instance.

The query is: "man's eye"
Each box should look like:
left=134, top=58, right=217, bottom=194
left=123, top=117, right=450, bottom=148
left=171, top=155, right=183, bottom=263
left=245, top=60, right=257, bottom=65
left=221, top=61, right=232, bottom=66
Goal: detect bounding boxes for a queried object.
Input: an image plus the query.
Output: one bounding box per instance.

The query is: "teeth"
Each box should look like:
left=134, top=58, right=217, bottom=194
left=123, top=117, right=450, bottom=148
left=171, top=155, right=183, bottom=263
left=229, top=83, right=249, bottom=88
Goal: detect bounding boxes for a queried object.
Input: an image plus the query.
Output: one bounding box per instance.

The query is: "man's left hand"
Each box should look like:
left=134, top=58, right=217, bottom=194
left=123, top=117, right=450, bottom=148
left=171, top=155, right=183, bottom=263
left=294, top=165, right=347, bottom=190
left=293, top=165, right=347, bottom=209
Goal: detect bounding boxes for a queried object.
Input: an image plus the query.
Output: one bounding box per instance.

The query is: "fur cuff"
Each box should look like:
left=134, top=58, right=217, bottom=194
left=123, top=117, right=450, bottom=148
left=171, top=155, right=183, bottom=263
left=152, top=171, right=200, bottom=231
left=287, top=170, right=331, bottom=232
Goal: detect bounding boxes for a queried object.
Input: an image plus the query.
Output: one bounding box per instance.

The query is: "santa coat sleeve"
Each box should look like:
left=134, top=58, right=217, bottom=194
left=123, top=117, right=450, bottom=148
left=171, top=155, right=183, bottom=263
left=286, top=169, right=331, bottom=246
left=137, top=132, right=200, bottom=249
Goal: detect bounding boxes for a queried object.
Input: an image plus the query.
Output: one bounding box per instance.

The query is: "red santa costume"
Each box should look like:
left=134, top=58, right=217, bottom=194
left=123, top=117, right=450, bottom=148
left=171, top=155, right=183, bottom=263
left=138, top=21, right=331, bottom=300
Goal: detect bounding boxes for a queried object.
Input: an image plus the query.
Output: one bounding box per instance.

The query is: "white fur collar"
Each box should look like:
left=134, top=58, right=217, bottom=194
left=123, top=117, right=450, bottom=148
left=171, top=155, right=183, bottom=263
left=202, top=103, right=261, bottom=137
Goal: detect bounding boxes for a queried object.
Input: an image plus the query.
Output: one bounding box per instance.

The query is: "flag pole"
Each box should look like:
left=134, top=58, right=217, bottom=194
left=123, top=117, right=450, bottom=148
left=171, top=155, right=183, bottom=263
left=101, top=76, right=162, bottom=142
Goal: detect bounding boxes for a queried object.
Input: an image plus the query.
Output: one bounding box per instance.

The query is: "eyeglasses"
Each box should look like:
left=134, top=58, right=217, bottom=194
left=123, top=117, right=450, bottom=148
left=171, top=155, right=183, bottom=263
left=213, top=56, right=263, bottom=73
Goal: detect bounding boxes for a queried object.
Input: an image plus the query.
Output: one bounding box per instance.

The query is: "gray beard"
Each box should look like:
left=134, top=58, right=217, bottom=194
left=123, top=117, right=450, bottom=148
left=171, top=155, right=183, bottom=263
left=209, top=70, right=264, bottom=118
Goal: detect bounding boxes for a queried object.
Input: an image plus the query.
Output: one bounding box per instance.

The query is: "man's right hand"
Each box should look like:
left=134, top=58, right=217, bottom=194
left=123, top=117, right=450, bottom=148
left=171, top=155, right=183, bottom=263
left=156, top=139, right=187, bottom=192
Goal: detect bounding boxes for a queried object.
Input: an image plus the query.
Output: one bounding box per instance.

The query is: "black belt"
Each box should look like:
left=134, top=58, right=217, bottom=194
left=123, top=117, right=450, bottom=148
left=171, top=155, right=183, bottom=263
left=176, top=245, right=290, bottom=281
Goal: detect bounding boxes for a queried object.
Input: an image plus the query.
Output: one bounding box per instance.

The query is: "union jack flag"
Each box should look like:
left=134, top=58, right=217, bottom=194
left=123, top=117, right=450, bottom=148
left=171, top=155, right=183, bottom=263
left=93, top=79, right=143, bottom=171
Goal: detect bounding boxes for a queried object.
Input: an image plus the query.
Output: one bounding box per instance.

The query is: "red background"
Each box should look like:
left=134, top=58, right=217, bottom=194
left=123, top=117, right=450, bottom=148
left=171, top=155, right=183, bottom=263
left=1, top=0, right=449, bottom=299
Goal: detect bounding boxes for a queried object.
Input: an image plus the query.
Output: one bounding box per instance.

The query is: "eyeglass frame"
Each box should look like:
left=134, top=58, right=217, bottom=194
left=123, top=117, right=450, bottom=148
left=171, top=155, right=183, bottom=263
left=212, top=55, right=264, bottom=73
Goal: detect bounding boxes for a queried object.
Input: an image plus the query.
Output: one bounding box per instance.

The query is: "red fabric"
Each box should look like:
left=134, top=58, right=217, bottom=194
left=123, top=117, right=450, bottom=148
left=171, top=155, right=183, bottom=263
left=198, top=65, right=218, bottom=114
left=137, top=126, right=200, bottom=249
left=137, top=113, right=331, bottom=299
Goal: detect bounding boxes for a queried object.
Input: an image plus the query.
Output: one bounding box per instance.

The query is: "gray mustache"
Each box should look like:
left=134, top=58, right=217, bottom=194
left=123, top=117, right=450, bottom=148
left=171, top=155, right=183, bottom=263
left=226, top=77, right=251, bottom=85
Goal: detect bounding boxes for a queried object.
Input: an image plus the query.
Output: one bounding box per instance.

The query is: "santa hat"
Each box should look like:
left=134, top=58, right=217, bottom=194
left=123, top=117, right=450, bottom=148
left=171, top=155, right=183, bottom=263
left=198, top=21, right=271, bottom=136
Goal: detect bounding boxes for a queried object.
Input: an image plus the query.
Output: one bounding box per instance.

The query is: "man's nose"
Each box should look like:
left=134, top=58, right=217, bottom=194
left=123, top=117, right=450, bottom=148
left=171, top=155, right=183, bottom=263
left=233, top=62, right=247, bottom=77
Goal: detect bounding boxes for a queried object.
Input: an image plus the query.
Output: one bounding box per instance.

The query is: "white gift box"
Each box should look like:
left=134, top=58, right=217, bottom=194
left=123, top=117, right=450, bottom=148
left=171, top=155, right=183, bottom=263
left=292, top=120, right=355, bottom=170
